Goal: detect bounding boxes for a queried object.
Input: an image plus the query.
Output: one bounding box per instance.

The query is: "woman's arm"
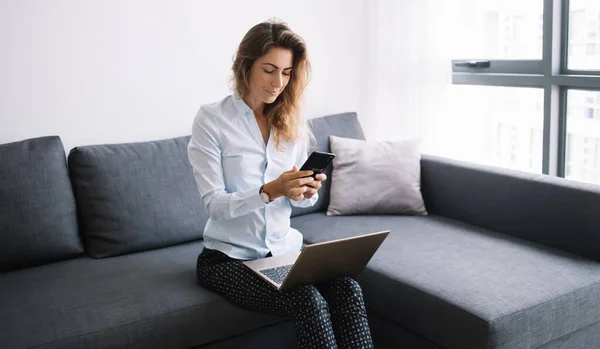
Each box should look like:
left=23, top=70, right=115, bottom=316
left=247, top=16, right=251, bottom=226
left=187, top=107, right=266, bottom=220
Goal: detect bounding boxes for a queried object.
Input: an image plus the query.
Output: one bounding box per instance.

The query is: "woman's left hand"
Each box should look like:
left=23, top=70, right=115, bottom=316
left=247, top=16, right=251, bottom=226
left=303, top=173, right=327, bottom=199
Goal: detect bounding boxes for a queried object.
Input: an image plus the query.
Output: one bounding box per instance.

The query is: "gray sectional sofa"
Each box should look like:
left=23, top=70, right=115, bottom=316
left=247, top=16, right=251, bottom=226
left=1, top=112, right=600, bottom=349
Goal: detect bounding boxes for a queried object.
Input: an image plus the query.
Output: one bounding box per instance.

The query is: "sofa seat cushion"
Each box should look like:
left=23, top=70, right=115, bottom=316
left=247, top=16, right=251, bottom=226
left=292, top=213, right=600, bottom=349
left=0, top=241, right=284, bottom=349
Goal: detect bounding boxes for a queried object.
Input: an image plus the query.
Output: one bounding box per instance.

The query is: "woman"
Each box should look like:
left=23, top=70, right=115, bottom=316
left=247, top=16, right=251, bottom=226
left=187, top=20, right=373, bottom=349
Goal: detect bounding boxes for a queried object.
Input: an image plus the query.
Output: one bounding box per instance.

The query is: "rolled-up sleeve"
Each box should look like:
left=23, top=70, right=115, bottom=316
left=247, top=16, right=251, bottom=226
left=187, top=107, right=266, bottom=220
left=289, top=139, right=319, bottom=208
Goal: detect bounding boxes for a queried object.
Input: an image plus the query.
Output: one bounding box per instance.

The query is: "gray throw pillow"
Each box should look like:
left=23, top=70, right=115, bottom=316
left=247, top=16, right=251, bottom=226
left=327, top=135, right=427, bottom=216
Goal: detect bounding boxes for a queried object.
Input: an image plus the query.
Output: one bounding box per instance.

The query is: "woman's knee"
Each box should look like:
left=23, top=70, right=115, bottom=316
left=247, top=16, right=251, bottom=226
left=290, top=285, right=329, bottom=315
left=327, top=277, right=368, bottom=311
left=331, top=276, right=363, bottom=297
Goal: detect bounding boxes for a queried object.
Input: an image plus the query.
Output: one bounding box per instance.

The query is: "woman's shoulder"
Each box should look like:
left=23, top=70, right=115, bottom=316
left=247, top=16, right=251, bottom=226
left=194, top=95, right=236, bottom=124
left=196, top=95, right=234, bottom=115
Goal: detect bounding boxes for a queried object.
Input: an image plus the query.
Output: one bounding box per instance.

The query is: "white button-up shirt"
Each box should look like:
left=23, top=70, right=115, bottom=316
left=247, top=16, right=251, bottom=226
left=187, top=94, right=318, bottom=260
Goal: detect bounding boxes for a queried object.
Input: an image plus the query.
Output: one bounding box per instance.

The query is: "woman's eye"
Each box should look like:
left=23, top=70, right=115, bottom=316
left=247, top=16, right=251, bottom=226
left=264, top=70, right=274, bottom=74
left=283, top=73, right=291, bottom=76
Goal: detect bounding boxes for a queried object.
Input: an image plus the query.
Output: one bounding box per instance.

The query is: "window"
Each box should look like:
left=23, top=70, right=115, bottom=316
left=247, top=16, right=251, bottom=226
left=566, top=90, right=600, bottom=184
left=449, top=0, right=544, bottom=60
left=446, top=0, right=600, bottom=186
left=586, top=107, right=595, bottom=119
left=568, top=0, right=600, bottom=71
left=442, top=85, right=543, bottom=173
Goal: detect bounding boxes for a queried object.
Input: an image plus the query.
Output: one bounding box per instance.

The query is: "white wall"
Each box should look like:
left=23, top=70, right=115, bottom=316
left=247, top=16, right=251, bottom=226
left=0, top=0, right=367, bottom=152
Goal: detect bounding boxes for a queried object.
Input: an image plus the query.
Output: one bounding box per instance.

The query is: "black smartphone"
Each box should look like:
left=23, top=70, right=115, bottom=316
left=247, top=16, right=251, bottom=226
left=299, top=151, right=335, bottom=179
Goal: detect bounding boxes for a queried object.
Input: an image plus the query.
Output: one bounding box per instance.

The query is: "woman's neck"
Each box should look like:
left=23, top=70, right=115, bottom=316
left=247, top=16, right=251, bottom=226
left=243, top=94, right=266, bottom=118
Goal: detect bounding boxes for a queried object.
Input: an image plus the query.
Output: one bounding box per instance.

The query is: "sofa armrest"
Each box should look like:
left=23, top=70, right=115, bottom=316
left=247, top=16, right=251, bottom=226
left=421, top=154, right=600, bottom=262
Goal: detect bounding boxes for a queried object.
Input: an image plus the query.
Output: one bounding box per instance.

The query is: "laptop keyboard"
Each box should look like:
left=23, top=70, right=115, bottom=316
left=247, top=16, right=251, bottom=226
left=259, top=264, right=293, bottom=285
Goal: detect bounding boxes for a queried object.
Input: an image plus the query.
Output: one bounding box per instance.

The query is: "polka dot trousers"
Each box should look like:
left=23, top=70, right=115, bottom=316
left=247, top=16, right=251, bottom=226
left=196, top=248, right=374, bottom=349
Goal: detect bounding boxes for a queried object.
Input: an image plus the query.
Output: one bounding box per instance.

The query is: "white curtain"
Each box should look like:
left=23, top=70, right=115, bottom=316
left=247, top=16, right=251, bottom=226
left=360, top=0, right=453, bottom=154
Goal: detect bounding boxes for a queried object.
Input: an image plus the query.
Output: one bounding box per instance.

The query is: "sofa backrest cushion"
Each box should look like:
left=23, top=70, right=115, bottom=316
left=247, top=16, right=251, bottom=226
left=0, top=136, right=83, bottom=272
left=291, top=112, right=366, bottom=217
left=68, top=136, right=207, bottom=258
left=421, top=154, right=600, bottom=262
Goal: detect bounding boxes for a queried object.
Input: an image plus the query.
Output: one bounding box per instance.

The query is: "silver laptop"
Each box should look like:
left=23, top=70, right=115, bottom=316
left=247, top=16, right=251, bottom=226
left=243, top=230, right=390, bottom=291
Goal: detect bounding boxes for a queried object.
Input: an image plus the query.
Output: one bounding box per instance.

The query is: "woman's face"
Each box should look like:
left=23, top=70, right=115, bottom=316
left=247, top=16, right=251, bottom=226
left=248, top=47, right=293, bottom=106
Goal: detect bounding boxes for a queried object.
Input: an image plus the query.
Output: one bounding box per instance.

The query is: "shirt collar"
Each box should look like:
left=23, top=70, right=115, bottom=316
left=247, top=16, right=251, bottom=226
left=231, top=94, right=253, bottom=117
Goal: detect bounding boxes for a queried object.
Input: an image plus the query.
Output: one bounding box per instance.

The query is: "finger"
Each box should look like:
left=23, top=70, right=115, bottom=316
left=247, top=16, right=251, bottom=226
left=288, top=188, right=306, bottom=201
left=290, top=177, right=316, bottom=187
left=292, top=165, right=298, bottom=172
left=303, top=181, right=317, bottom=189
left=287, top=186, right=308, bottom=196
left=315, top=173, right=327, bottom=181
left=289, top=170, right=313, bottom=179
left=304, top=180, right=321, bottom=189
left=283, top=170, right=312, bottom=181
left=291, top=194, right=304, bottom=201
left=305, top=187, right=318, bottom=195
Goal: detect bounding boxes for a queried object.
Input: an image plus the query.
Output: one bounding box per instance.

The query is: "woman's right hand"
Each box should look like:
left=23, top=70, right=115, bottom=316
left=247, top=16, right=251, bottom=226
left=263, top=166, right=315, bottom=201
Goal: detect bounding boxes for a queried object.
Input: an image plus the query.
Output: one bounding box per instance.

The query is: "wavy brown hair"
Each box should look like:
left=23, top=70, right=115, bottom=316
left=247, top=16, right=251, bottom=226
left=232, top=20, right=313, bottom=150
